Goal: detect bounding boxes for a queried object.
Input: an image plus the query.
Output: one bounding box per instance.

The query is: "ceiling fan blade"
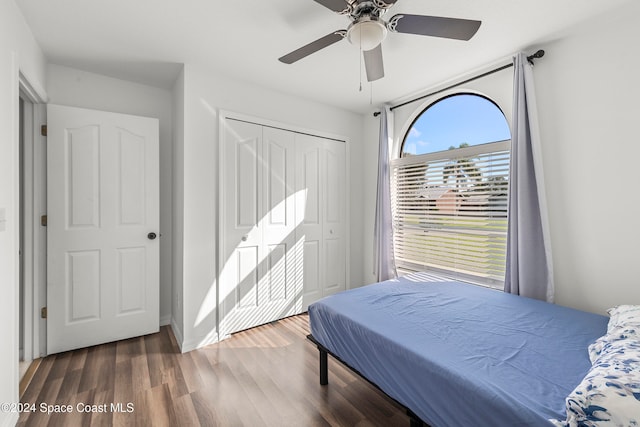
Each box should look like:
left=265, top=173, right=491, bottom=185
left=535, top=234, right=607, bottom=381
left=312, top=0, right=350, bottom=13
left=279, top=31, right=346, bottom=64
left=363, top=44, right=384, bottom=82
left=388, top=14, right=481, bottom=41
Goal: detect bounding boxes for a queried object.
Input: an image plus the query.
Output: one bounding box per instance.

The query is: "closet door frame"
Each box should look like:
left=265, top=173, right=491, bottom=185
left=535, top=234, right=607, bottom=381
left=218, top=110, right=351, bottom=338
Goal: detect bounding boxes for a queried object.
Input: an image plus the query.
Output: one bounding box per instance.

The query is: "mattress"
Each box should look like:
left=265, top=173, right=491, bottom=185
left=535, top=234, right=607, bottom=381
left=308, top=276, right=608, bottom=427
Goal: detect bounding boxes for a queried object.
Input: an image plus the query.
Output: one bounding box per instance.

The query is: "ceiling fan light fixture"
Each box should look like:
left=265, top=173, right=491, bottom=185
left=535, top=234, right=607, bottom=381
left=347, top=18, right=388, bottom=51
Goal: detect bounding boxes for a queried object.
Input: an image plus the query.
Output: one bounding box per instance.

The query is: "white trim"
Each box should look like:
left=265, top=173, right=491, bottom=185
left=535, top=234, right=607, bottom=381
left=19, top=71, right=47, bottom=104
left=6, top=50, right=20, bottom=423
left=170, top=317, right=184, bottom=352
left=33, top=104, right=47, bottom=358
left=344, top=123, right=352, bottom=290
left=179, top=333, right=221, bottom=354
left=20, top=94, right=34, bottom=369
left=19, top=91, right=47, bottom=363
left=217, top=111, right=224, bottom=345
left=5, top=58, right=48, bottom=427
left=173, top=317, right=220, bottom=353
left=219, top=110, right=349, bottom=144
left=160, top=314, right=172, bottom=326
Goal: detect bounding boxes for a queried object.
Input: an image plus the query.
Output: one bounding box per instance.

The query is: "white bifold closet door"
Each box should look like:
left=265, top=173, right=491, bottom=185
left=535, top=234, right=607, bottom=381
left=220, top=118, right=346, bottom=337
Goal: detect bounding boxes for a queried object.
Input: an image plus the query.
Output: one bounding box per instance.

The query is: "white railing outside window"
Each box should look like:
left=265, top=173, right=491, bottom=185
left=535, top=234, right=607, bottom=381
left=391, top=140, right=510, bottom=288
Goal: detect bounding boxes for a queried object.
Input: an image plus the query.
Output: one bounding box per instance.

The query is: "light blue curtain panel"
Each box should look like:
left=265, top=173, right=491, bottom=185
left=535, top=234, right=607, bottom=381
left=373, top=105, right=397, bottom=282
left=505, top=52, right=554, bottom=302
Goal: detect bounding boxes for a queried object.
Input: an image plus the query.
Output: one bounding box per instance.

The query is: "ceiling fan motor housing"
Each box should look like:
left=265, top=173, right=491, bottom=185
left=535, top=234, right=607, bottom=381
left=346, top=16, right=388, bottom=51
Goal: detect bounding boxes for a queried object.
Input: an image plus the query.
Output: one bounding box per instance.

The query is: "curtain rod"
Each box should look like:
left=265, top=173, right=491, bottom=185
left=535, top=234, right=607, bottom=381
left=373, top=49, right=545, bottom=117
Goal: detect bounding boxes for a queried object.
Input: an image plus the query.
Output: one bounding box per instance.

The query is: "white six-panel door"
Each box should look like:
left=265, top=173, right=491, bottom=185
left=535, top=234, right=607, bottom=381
left=295, top=134, right=347, bottom=309
left=220, top=117, right=346, bottom=336
left=295, top=134, right=324, bottom=310
left=262, top=127, right=299, bottom=319
left=47, top=104, right=159, bottom=354
left=321, top=138, right=347, bottom=298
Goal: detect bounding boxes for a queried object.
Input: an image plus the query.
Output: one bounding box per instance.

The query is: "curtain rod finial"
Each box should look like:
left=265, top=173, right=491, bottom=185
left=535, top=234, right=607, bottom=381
left=373, top=111, right=381, bottom=117
left=527, top=49, right=545, bottom=64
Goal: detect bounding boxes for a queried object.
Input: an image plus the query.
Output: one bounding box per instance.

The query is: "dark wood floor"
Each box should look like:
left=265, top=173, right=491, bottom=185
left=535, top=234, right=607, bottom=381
left=19, top=314, right=408, bottom=426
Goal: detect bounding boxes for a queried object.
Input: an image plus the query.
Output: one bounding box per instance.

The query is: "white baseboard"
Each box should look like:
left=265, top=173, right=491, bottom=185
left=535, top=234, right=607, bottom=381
left=170, top=318, right=184, bottom=352
left=160, top=314, right=172, bottom=327
left=169, top=316, right=220, bottom=353
left=178, top=331, right=220, bottom=353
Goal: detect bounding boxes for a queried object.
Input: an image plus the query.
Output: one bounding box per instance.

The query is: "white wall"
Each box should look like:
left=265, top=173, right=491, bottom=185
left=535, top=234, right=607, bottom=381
left=45, top=64, right=174, bottom=325
left=0, top=0, right=46, bottom=425
left=174, top=64, right=364, bottom=351
left=361, top=2, right=640, bottom=315
left=534, top=1, right=640, bottom=313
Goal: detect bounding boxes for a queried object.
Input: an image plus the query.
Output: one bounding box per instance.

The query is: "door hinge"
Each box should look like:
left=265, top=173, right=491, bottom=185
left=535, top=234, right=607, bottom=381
left=41, top=125, right=47, bottom=136
left=41, top=307, right=47, bottom=319
left=40, top=214, right=47, bottom=227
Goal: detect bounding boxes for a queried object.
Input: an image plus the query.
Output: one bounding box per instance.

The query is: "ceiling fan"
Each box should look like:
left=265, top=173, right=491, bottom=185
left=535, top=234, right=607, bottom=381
left=279, top=0, right=481, bottom=82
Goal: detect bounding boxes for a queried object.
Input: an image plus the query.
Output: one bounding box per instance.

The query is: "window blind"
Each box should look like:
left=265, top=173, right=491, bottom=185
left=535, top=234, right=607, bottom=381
left=391, top=141, right=510, bottom=288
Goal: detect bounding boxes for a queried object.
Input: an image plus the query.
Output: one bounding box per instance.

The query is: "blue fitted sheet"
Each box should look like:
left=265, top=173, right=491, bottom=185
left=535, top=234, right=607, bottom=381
left=308, top=277, right=608, bottom=427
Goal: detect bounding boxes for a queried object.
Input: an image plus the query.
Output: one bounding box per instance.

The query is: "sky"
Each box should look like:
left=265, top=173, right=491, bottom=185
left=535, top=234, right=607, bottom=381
left=402, top=94, right=511, bottom=155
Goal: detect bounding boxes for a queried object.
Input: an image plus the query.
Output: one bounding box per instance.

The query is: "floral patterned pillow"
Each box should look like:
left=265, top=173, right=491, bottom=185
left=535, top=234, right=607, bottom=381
left=589, top=327, right=640, bottom=363
left=607, top=305, right=640, bottom=334
left=557, top=322, right=640, bottom=427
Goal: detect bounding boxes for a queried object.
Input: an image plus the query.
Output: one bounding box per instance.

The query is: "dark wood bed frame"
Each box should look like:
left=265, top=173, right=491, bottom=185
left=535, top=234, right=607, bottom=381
left=307, top=334, right=429, bottom=427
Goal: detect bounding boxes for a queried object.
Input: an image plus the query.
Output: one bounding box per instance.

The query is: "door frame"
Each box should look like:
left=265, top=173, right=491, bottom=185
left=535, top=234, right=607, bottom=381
left=19, top=72, right=48, bottom=364
left=217, top=110, right=351, bottom=340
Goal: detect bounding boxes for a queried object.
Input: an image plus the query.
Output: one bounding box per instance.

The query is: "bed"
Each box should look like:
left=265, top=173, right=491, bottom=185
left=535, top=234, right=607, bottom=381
left=307, top=274, right=609, bottom=427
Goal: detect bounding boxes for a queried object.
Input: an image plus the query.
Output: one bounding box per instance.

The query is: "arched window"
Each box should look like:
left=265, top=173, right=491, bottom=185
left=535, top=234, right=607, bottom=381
left=392, top=93, right=511, bottom=288
left=401, top=93, right=510, bottom=156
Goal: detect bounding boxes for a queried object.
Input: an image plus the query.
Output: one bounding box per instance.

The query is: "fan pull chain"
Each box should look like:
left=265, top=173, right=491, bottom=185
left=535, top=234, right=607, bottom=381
left=358, top=59, right=362, bottom=92
left=370, top=82, right=373, bottom=105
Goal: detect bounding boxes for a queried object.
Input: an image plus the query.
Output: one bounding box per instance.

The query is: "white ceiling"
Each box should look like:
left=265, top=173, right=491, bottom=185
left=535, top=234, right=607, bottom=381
left=17, top=0, right=633, bottom=113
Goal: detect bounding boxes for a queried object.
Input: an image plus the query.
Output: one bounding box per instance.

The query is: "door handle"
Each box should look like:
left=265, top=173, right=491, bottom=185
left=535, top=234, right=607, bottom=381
left=147, top=232, right=157, bottom=240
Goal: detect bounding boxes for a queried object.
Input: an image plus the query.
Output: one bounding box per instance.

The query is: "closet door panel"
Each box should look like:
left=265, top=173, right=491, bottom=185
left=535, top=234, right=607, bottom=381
left=261, top=127, right=299, bottom=317
left=322, top=139, right=347, bottom=296
left=220, top=119, right=263, bottom=335
left=295, top=134, right=324, bottom=309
